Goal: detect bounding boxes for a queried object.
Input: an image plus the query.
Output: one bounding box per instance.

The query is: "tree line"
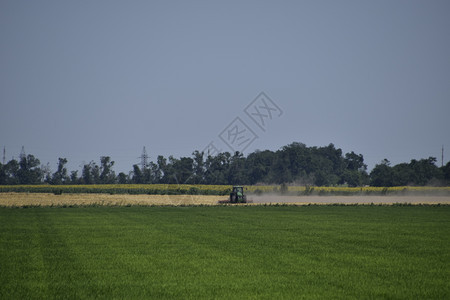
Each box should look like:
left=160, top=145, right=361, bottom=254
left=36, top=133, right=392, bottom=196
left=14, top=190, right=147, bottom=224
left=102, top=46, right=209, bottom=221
left=1, top=142, right=449, bottom=186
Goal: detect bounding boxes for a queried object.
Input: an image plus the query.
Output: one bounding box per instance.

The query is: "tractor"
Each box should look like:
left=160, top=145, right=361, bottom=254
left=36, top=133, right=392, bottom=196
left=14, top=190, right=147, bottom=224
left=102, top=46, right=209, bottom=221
left=218, top=186, right=252, bottom=204
left=230, top=186, right=247, bottom=203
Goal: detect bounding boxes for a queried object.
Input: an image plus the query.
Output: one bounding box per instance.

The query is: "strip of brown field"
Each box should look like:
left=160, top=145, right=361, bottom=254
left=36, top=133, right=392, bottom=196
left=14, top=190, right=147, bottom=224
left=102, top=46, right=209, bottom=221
left=250, top=195, right=450, bottom=205
left=0, top=193, right=449, bottom=207
left=0, top=193, right=223, bottom=207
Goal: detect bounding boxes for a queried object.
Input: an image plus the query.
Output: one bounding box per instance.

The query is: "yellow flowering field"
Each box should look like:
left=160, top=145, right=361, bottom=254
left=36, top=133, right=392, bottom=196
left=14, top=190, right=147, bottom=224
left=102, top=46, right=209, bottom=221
left=0, top=184, right=232, bottom=195
left=0, top=184, right=449, bottom=196
left=249, top=185, right=450, bottom=195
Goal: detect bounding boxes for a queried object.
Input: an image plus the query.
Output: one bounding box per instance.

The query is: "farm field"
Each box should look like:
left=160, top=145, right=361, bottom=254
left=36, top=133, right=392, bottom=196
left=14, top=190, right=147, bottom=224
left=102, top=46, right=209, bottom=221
left=0, top=193, right=223, bottom=207
left=1, top=184, right=450, bottom=196
left=1, top=206, right=449, bottom=299
left=0, top=192, right=449, bottom=207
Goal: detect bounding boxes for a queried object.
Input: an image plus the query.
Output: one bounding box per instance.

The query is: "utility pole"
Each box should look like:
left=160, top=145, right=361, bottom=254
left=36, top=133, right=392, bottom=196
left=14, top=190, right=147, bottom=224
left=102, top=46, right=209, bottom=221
left=442, top=145, right=444, bottom=167
left=20, top=146, right=26, bottom=161
left=140, top=147, right=149, bottom=170
left=2, top=147, right=5, bottom=164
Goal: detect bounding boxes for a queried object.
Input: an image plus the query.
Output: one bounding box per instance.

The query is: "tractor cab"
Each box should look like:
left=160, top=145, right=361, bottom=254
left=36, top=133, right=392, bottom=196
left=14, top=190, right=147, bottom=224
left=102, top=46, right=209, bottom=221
left=229, top=186, right=247, bottom=203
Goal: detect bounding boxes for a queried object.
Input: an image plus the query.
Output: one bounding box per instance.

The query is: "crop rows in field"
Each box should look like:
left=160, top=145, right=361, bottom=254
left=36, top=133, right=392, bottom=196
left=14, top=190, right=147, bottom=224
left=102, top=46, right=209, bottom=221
left=1, top=206, right=449, bottom=299
left=0, top=184, right=231, bottom=195
left=1, top=184, right=450, bottom=196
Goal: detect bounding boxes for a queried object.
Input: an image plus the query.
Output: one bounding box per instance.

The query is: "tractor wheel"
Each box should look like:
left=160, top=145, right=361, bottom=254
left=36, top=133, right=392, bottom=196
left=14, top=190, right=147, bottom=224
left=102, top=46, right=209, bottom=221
left=230, top=194, right=236, bottom=203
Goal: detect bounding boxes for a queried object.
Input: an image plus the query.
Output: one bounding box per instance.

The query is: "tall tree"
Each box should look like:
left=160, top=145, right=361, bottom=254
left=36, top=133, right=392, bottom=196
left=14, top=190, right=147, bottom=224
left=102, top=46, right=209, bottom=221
left=51, top=158, right=69, bottom=184
left=228, top=151, right=248, bottom=185
left=99, top=156, right=116, bottom=184
left=170, top=156, right=194, bottom=184
left=17, top=154, right=42, bottom=184
left=1, top=160, right=19, bottom=184
left=156, top=155, right=168, bottom=183
left=204, top=152, right=231, bottom=185
left=370, top=159, right=393, bottom=187
left=131, top=164, right=143, bottom=184
left=442, top=161, right=450, bottom=184
left=81, top=161, right=98, bottom=184
left=0, top=162, right=7, bottom=185
left=344, top=151, right=366, bottom=171
left=245, top=150, right=276, bottom=184
left=117, top=172, right=128, bottom=184
left=70, top=170, right=79, bottom=184
left=342, top=152, right=368, bottom=186
left=191, top=151, right=205, bottom=184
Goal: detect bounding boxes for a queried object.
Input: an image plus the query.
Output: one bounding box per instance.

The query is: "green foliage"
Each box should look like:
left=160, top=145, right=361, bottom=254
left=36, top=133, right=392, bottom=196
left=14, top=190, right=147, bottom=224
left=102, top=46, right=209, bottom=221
left=99, top=156, right=115, bottom=184
left=443, top=161, right=450, bottom=184
left=344, top=151, right=367, bottom=171
left=0, top=206, right=448, bottom=299
left=371, top=157, right=443, bottom=187
left=117, top=172, right=128, bottom=184
left=370, top=159, right=393, bottom=187
left=50, top=158, right=69, bottom=184
left=0, top=160, right=20, bottom=185
left=0, top=143, right=447, bottom=186
left=17, top=155, right=42, bottom=184
left=81, top=161, right=94, bottom=184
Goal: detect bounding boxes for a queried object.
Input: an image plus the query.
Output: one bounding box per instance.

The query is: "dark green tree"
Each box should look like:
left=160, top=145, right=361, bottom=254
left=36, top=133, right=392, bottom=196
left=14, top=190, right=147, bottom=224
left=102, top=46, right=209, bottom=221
left=0, top=160, right=19, bottom=184
left=409, top=157, right=440, bottom=185
left=117, top=172, right=128, bottom=184
left=0, top=162, right=8, bottom=184
left=442, top=161, right=450, bottom=184
left=41, top=163, right=52, bottom=183
left=245, top=150, right=276, bottom=184
left=344, top=151, right=366, bottom=171
left=391, top=163, right=414, bottom=186
left=191, top=151, right=205, bottom=184
left=279, top=142, right=309, bottom=179
left=131, top=164, right=143, bottom=184
left=70, top=170, right=79, bottom=184
left=51, top=158, right=70, bottom=184
left=204, top=152, right=231, bottom=185
left=149, top=161, right=161, bottom=183
left=370, top=159, right=393, bottom=187
left=156, top=155, right=169, bottom=183
left=17, top=154, right=42, bottom=184
left=81, top=161, right=100, bottom=184
left=99, top=156, right=116, bottom=184
left=342, top=152, right=368, bottom=186
left=171, top=156, right=194, bottom=184
left=268, top=153, right=292, bottom=184
left=0, top=162, right=5, bottom=184
left=228, top=151, right=248, bottom=185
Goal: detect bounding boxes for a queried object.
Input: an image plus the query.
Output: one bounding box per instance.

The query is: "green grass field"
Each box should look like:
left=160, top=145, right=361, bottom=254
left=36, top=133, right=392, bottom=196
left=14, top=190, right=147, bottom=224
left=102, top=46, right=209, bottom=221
left=1, top=205, right=449, bottom=299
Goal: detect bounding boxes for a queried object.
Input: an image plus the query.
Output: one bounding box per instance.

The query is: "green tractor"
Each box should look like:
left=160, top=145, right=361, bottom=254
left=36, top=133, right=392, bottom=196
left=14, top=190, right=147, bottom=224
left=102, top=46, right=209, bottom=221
left=218, top=186, right=252, bottom=204
left=230, top=186, right=252, bottom=203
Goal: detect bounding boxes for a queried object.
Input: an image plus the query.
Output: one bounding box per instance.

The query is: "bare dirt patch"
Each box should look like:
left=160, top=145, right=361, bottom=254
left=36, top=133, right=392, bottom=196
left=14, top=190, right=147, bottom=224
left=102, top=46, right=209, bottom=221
left=249, top=195, right=450, bottom=205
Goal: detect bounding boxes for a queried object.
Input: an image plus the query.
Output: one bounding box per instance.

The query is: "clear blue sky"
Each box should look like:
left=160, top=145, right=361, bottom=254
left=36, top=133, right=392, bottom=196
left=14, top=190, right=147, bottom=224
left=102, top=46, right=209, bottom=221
left=1, top=0, right=449, bottom=174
